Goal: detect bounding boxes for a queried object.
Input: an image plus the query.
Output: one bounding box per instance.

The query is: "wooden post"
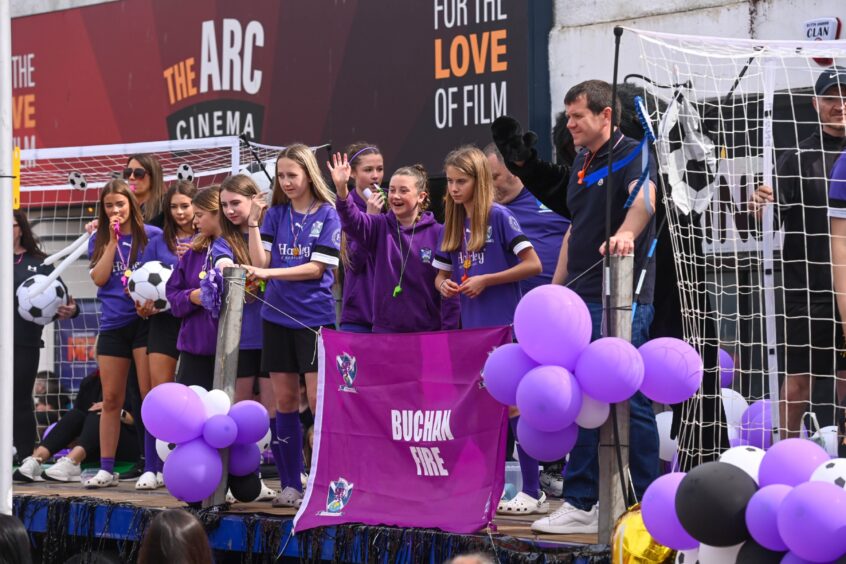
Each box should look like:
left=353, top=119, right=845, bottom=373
left=204, top=266, right=246, bottom=507
left=598, top=254, right=633, bottom=543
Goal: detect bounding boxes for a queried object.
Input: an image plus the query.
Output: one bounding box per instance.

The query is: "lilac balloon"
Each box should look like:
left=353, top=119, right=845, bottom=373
left=516, top=365, right=582, bottom=432
left=482, top=344, right=538, bottom=406
left=162, top=438, right=222, bottom=502
left=746, top=484, right=792, bottom=552
left=638, top=338, right=703, bottom=404
left=515, top=418, right=579, bottom=462
left=228, top=400, right=269, bottom=445
left=719, top=349, right=735, bottom=389
left=141, top=382, right=206, bottom=444
left=641, top=472, right=699, bottom=550
left=777, top=481, right=846, bottom=562
left=741, top=400, right=774, bottom=450
left=781, top=552, right=817, bottom=564
left=228, top=442, right=261, bottom=476
left=513, top=285, right=592, bottom=370
left=574, top=337, right=644, bottom=403
left=759, top=438, right=830, bottom=487
left=202, top=414, right=238, bottom=449
left=575, top=393, right=609, bottom=429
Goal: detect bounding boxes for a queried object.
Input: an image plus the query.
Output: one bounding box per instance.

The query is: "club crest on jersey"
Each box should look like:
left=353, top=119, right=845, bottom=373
left=309, top=221, right=324, bottom=238
left=486, top=226, right=493, bottom=243
left=337, top=352, right=357, bottom=392
left=419, top=247, right=433, bottom=263
left=508, top=215, right=520, bottom=232
left=320, top=477, right=354, bottom=515
left=332, top=229, right=341, bottom=247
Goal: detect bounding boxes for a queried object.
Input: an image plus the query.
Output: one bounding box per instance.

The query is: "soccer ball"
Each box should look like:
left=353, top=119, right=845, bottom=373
left=16, top=275, right=68, bottom=325
left=810, top=458, right=846, bottom=489
left=68, top=171, right=87, bottom=189
left=176, top=163, right=194, bottom=182
left=128, top=261, right=173, bottom=311
left=156, top=439, right=176, bottom=462
left=257, top=428, right=272, bottom=452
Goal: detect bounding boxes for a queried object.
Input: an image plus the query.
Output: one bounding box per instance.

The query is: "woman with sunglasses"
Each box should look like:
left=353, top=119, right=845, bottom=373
left=123, top=154, right=166, bottom=228
left=12, top=210, right=79, bottom=463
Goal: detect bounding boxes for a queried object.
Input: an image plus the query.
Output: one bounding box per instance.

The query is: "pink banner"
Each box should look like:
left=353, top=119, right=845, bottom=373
left=294, top=327, right=511, bottom=534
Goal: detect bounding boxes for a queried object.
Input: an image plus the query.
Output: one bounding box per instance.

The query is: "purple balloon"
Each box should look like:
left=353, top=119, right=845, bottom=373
left=228, top=400, right=269, bottom=445
left=482, top=344, right=538, bottom=406
left=638, top=338, right=703, bottom=404
left=574, top=337, right=644, bottom=403
left=781, top=552, right=817, bottom=564
left=759, top=438, right=830, bottom=487
left=228, top=442, right=261, bottom=476
left=719, top=349, right=735, bottom=389
left=141, top=382, right=206, bottom=444
left=777, top=481, right=846, bottom=562
left=746, top=484, right=792, bottom=552
left=513, top=285, right=592, bottom=371
left=516, top=365, right=582, bottom=432
left=515, top=418, right=579, bottom=462
left=162, top=438, right=222, bottom=502
left=203, top=414, right=238, bottom=449
left=641, top=472, right=700, bottom=550
left=741, top=400, right=774, bottom=450
left=730, top=437, right=750, bottom=448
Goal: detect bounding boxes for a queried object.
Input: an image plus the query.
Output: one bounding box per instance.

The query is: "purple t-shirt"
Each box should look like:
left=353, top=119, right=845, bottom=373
left=146, top=233, right=193, bottom=268
left=829, top=152, right=846, bottom=218
left=210, top=235, right=263, bottom=350
left=260, top=202, right=341, bottom=329
left=341, top=190, right=375, bottom=327
left=88, top=224, right=162, bottom=331
left=505, top=187, right=570, bottom=293
left=337, top=194, right=460, bottom=333
left=166, top=245, right=218, bottom=356
left=433, top=204, right=532, bottom=329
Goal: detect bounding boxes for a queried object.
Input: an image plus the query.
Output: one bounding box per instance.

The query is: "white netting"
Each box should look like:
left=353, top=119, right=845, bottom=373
left=627, top=29, right=846, bottom=464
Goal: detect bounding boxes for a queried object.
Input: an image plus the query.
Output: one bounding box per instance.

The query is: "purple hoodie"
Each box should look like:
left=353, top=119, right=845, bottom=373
left=340, top=190, right=375, bottom=327
left=337, top=194, right=460, bottom=333
left=166, top=246, right=218, bottom=356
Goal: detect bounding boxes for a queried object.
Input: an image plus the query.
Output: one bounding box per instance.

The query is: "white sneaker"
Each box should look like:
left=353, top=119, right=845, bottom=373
left=13, top=456, right=44, bottom=482
left=531, top=501, right=598, bottom=534
left=497, top=491, right=549, bottom=515
left=540, top=471, right=564, bottom=498
left=135, top=471, right=162, bottom=490
left=83, top=469, right=119, bottom=489
left=44, top=457, right=82, bottom=482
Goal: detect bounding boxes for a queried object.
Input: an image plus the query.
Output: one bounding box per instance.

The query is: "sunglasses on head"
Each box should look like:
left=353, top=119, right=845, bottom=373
left=122, top=167, right=147, bottom=180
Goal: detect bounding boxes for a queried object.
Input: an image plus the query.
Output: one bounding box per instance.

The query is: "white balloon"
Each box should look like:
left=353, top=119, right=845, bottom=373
left=697, top=543, right=741, bottom=564
left=257, top=428, right=272, bottom=452
left=188, top=385, right=208, bottom=399
left=719, top=444, right=765, bottom=483
left=156, top=439, right=177, bottom=462
left=810, top=458, right=846, bottom=489
left=810, top=425, right=839, bottom=458
left=656, top=411, right=677, bottom=462
left=202, top=389, right=231, bottom=418
left=575, top=393, right=609, bottom=429
left=674, top=547, right=699, bottom=564
left=720, top=388, right=748, bottom=428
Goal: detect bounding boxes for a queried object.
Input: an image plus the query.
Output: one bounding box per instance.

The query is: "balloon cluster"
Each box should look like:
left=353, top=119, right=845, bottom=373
left=482, top=285, right=703, bottom=462
left=142, top=383, right=269, bottom=503
left=643, top=438, right=846, bottom=563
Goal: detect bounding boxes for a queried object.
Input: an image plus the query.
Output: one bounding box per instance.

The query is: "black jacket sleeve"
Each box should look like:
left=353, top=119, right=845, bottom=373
left=505, top=153, right=572, bottom=219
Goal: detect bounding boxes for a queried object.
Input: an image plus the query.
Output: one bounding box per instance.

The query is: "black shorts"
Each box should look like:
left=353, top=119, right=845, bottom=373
left=783, top=301, right=846, bottom=377
left=146, top=312, right=181, bottom=359
left=96, top=318, right=149, bottom=359
left=237, top=349, right=268, bottom=378
left=176, top=351, right=215, bottom=389
left=261, top=320, right=331, bottom=374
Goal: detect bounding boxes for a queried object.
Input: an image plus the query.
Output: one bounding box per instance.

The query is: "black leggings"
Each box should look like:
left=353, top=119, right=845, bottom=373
left=13, top=346, right=40, bottom=457
left=40, top=409, right=140, bottom=463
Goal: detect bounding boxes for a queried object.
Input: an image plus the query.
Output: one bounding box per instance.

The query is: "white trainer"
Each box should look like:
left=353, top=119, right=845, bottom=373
left=13, top=456, right=44, bottom=482
left=497, top=491, right=549, bottom=515
left=44, top=457, right=82, bottom=482
left=531, top=501, right=598, bottom=534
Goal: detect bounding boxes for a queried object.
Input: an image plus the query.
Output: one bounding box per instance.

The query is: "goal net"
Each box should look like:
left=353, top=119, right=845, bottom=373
left=17, top=136, right=294, bottom=441
left=626, top=29, right=846, bottom=466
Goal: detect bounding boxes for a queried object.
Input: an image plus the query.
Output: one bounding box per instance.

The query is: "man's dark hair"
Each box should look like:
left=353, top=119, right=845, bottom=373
left=564, top=79, right=621, bottom=126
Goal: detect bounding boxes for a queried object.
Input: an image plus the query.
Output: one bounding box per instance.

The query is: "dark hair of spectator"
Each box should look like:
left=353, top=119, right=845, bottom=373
left=0, top=514, right=33, bottom=564
left=137, top=509, right=212, bottom=564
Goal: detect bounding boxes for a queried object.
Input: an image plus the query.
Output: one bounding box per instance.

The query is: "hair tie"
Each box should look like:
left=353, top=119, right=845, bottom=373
left=349, top=146, right=378, bottom=163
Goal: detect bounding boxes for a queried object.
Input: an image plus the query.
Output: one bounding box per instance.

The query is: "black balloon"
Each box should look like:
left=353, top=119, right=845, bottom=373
left=675, top=461, right=758, bottom=547
left=228, top=472, right=261, bottom=502
left=735, top=539, right=786, bottom=563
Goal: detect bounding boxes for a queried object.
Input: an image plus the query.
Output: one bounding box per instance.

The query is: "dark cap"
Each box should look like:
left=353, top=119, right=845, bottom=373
left=815, top=66, right=846, bottom=96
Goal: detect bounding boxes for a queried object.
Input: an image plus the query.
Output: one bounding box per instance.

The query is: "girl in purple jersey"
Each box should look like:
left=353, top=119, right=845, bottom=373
left=86, top=180, right=161, bottom=488
left=245, top=144, right=341, bottom=508
left=432, top=146, right=547, bottom=516
left=338, top=142, right=385, bottom=333
left=135, top=181, right=196, bottom=490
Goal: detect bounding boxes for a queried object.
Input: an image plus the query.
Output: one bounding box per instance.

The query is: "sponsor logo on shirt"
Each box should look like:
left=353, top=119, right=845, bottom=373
left=277, top=243, right=310, bottom=258
left=309, top=221, right=324, bottom=238
left=419, top=247, right=433, bottom=263
left=337, top=352, right=358, bottom=393
left=319, top=476, right=354, bottom=516
left=458, top=250, right=486, bottom=265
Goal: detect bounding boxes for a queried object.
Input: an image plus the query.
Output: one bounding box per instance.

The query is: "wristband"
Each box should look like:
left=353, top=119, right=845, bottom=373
left=248, top=224, right=260, bottom=228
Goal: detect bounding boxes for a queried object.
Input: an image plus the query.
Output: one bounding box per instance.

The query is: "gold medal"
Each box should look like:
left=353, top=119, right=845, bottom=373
left=124, top=269, right=133, bottom=279
left=463, top=258, right=471, bottom=269
left=293, top=247, right=300, bottom=257
left=198, top=270, right=207, bottom=280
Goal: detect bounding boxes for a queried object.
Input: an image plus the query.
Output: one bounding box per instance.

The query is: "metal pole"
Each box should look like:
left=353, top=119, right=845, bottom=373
left=598, top=256, right=634, bottom=542
left=0, top=0, right=15, bottom=516
left=204, top=266, right=246, bottom=507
